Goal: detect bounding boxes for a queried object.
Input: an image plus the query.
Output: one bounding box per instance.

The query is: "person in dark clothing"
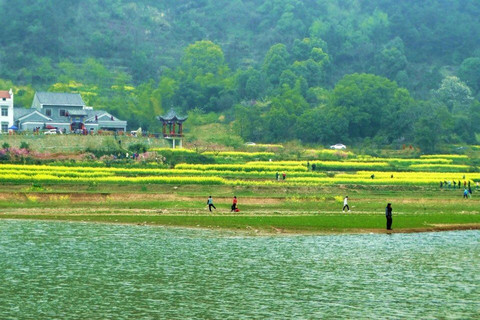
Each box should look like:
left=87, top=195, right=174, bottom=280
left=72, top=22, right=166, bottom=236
left=453, top=181, right=457, bottom=188
left=385, top=203, right=393, bottom=230
left=440, top=181, right=443, bottom=188
left=231, top=196, right=238, bottom=212
left=312, top=163, right=316, bottom=171
left=207, top=196, right=216, bottom=212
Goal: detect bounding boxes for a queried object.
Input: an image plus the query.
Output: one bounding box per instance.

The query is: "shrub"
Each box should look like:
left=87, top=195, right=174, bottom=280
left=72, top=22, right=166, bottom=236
left=128, top=143, right=148, bottom=154
left=19, top=141, right=30, bottom=150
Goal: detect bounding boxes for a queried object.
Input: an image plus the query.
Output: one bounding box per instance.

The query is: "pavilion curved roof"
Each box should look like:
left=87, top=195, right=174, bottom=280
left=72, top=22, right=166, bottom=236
left=158, top=108, right=188, bottom=122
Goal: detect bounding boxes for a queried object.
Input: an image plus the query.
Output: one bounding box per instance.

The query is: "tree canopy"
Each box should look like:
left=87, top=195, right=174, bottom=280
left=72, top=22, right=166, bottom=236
left=0, top=0, right=479, bottom=150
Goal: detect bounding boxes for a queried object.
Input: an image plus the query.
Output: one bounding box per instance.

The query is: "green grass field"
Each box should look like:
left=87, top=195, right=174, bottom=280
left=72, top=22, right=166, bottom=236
left=1, top=183, right=478, bottom=234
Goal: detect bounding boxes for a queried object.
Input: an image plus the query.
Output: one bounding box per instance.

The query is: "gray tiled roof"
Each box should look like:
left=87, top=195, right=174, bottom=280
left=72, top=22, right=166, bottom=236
left=36, top=92, right=85, bottom=106
left=13, top=108, right=36, bottom=120
left=68, top=110, right=88, bottom=116
left=15, top=107, right=127, bottom=128
left=158, top=108, right=187, bottom=122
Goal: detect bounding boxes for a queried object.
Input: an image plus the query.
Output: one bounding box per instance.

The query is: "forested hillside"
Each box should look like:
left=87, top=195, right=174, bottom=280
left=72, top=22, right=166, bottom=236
left=1, top=0, right=480, bottom=150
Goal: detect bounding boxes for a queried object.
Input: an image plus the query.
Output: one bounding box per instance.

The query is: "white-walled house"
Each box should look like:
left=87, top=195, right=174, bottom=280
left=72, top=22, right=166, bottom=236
left=0, top=89, right=14, bottom=133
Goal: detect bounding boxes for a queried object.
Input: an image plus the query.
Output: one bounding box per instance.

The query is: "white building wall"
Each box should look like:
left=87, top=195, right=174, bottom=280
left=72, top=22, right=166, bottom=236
left=0, top=89, right=14, bottom=133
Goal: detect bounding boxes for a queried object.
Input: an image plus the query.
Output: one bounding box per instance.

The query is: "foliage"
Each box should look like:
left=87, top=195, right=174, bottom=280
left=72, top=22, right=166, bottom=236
left=0, top=1, right=480, bottom=150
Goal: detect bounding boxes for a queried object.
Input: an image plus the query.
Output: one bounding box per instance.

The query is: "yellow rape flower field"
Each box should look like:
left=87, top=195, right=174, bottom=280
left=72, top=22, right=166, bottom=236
left=0, top=153, right=479, bottom=234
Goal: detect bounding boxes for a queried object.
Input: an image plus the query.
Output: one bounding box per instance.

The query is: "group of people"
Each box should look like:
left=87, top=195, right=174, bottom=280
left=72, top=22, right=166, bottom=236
left=207, top=195, right=394, bottom=230
left=343, top=196, right=393, bottom=230
left=306, top=162, right=317, bottom=171
left=440, top=179, right=477, bottom=198
left=275, top=172, right=286, bottom=181
left=207, top=196, right=239, bottom=212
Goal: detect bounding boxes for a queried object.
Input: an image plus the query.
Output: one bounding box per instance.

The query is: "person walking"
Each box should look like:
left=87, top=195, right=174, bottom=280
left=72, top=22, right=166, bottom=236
left=275, top=171, right=279, bottom=181
left=207, top=196, right=216, bottom=211
left=463, top=189, right=469, bottom=199
left=385, top=203, right=393, bottom=230
left=231, top=196, right=238, bottom=212
left=282, top=172, right=286, bottom=180
left=343, top=196, right=350, bottom=212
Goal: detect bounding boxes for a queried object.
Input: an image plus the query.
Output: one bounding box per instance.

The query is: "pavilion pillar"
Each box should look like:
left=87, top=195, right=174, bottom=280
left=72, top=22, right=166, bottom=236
left=172, top=139, right=176, bottom=149
left=162, top=123, right=166, bottom=136
left=179, top=123, right=183, bottom=136
left=172, top=122, right=176, bottom=136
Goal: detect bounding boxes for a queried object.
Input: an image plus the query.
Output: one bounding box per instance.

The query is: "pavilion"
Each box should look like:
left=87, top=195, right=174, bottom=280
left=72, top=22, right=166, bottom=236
left=157, top=109, right=187, bottom=148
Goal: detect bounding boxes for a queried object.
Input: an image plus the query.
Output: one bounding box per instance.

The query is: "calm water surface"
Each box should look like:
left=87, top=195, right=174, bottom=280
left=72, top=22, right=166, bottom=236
left=0, top=220, right=479, bottom=319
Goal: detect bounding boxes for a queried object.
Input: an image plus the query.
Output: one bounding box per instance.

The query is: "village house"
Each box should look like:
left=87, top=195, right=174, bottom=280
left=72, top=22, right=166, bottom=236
left=0, top=89, right=14, bottom=133
left=12, top=92, right=127, bottom=133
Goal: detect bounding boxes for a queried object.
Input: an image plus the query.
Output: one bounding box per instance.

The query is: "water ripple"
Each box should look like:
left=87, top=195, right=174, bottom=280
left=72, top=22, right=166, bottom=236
left=0, top=221, right=479, bottom=319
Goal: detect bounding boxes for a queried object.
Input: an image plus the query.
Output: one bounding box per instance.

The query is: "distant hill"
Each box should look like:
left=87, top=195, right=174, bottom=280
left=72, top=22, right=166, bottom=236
left=1, top=0, right=479, bottom=149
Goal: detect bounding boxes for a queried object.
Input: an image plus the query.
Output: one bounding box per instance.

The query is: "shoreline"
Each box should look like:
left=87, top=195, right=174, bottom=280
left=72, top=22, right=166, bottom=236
left=2, top=216, right=479, bottom=236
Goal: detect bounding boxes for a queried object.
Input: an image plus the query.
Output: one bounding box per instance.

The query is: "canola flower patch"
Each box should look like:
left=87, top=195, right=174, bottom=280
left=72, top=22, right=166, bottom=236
left=420, top=154, right=469, bottom=160
left=202, top=151, right=275, bottom=158
left=175, top=163, right=308, bottom=172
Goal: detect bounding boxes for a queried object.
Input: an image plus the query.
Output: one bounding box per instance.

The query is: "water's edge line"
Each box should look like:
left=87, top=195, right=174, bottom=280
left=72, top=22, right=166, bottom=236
left=1, top=217, right=479, bottom=237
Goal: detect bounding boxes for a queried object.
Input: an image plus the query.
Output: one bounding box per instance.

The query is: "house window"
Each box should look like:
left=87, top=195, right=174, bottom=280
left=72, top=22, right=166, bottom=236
left=45, top=109, right=52, bottom=117
left=1, top=122, right=8, bottom=132
left=60, top=109, right=66, bottom=116
left=1, top=107, right=7, bottom=117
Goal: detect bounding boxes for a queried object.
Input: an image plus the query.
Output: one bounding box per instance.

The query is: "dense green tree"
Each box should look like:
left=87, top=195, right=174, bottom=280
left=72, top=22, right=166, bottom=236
left=181, top=40, right=228, bottom=79
left=433, top=76, right=473, bottom=114
left=263, top=44, right=289, bottom=85
left=458, top=57, right=480, bottom=95
left=332, top=73, right=402, bottom=139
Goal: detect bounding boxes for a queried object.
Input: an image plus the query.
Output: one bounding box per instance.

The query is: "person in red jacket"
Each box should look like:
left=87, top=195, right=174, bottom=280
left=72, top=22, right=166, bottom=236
left=231, top=196, right=238, bottom=212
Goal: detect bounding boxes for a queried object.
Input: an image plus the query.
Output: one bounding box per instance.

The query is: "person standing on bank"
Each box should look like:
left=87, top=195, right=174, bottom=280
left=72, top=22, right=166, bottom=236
left=231, top=196, right=238, bottom=212
left=207, top=196, right=216, bottom=212
left=386, top=203, right=393, bottom=230
left=343, top=196, right=350, bottom=212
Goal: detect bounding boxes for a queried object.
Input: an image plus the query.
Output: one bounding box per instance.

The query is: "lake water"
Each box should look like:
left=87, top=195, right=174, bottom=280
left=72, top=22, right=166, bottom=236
left=0, top=220, right=479, bottom=319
